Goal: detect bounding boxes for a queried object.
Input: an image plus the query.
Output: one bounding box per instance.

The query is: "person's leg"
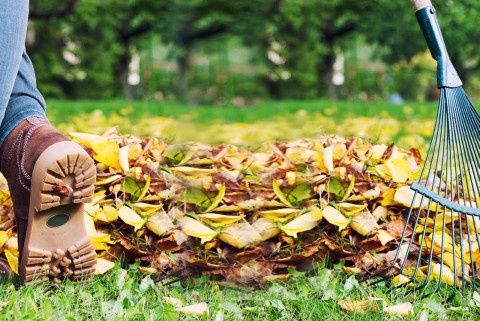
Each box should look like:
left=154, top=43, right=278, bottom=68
left=0, top=52, right=98, bottom=284
left=0, top=51, right=48, bottom=146
left=0, top=2, right=97, bottom=284
left=0, top=0, right=29, bottom=123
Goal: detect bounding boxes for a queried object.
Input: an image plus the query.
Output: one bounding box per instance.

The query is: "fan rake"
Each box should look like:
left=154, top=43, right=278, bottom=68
left=363, top=0, right=480, bottom=301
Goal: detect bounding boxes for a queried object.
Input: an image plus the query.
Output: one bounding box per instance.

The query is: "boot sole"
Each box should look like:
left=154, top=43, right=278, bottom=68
left=19, top=141, right=97, bottom=285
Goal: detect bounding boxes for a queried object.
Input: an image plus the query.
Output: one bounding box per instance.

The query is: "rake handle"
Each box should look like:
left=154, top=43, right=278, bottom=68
left=410, top=0, right=432, bottom=11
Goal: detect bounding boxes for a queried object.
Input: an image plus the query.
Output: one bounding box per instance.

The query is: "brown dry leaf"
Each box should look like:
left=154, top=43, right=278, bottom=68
left=383, top=302, right=413, bottom=316
left=338, top=300, right=378, bottom=314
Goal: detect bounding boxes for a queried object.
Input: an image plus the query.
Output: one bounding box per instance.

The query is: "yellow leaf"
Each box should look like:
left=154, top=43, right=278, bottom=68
left=281, top=207, right=323, bottom=238
left=91, top=234, right=111, bottom=251
left=218, top=222, right=262, bottom=248
left=371, top=206, right=388, bottom=221
left=350, top=211, right=379, bottom=236
left=94, top=174, right=123, bottom=186
left=343, top=267, right=362, bottom=274
left=132, top=202, right=163, bottom=216
left=139, top=266, right=157, bottom=275
left=118, top=206, right=145, bottom=231
left=384, top=159, right=412, bottom=183
left=341, top=175, right=355, bottom=201
left=263, top=274, right=291, bottom=282
left=197, top=213, right=245, bottom=227
left=177, top=217, right=217, bottom=244
left=323, top=145, right=334, bottom=172
left=4, top=236, right=18, bottom=255
left=338, top=300, right=378, bottom=314
left=204, top=184, right=225, bottom=213
left=171, top=167, right=216, bottom=176
left=118, top=145, right=130, bottom=173
left=146, top=212, right=174, bottom=236
left=323, top=206, right=349, bottom=231
left=4, top=249, right=18, bottom=275
left=252, top=217, right=280, bottom=241
left=380, top=188, right=397, bottom=206
left=164, top=296, right=183, bottom=308
left=137, top=175, right=150, bottom=202
left=383, top=302, right=413, bottom=316
left=94, top=258, right=115, bottom=275
left=95, top=205, right=118, bottom=223
left=337, top=202, right=368, bottom=215
left=175, top=302, right=209, bottom=316
left=370, top=144, right=387, bottom=160
left=392, top=274, right=413, bottom=287
left=376, top=230, right=395, bottom=246
left=431, top=263, right=456, bottom=286
left=272, top=180, right=293, bottom=208
left=257, top=208, right=301, bottom=222
left=70, top=132, right=108, bottom=148
left=394, top=185, right=438, bottom=211
left=0, top=231, right=8, bottom=248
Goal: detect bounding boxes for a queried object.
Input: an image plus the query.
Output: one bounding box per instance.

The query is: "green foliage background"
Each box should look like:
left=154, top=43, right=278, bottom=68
left=26, top=0, right=480, bottom=102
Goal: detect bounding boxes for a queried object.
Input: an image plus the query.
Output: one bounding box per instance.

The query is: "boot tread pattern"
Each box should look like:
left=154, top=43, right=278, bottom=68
left=24, top=238, right=96, bottom=285
left=38, top=153, right=95, bottom=211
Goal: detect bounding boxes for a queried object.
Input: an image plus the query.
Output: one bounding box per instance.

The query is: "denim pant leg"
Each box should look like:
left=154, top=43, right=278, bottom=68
left=0, top=51, right=48, bottom=146
left=0, top=1, right=29, bottom=129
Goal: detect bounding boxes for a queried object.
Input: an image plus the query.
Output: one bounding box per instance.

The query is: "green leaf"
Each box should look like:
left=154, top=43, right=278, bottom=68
left=179, top=188, right=216, bottom=212
left=317, top=268, right=332, bottom=291
left=327, top=176, right=349, bottom=201
left=285, top=182, right=313, bottom=206
left=164, top=146, right=184, bottom=165
left=120, top=176, right=145, bottom=201
left=343, top=275, right=359, bottom=293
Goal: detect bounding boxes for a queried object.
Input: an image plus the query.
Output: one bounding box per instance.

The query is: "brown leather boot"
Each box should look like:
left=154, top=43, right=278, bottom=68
left=0, top=117, right=97, bottom=285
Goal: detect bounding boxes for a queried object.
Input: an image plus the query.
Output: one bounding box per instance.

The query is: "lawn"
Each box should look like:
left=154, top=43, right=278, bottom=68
left=1, top=261, right=478, bottom=320
left=46, top=99, right=438, bottom=154
left=3, top=98, right=479, bottom=320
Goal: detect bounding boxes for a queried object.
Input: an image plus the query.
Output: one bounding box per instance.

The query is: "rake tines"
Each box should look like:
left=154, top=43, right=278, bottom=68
left=362, top=1, right=480, bottom=301
left=365, top=87, right=480, bottom=301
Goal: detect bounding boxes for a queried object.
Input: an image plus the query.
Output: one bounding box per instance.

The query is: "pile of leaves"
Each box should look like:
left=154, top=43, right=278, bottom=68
left=0, top=128, right=455, bottom=284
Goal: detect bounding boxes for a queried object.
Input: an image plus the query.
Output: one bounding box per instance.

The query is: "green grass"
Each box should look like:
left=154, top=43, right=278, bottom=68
left=0, top=262, right=478, bottom=320
left=47, top=99, right=439, bottom=125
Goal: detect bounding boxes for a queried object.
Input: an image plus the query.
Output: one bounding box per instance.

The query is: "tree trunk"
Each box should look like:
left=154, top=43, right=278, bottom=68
left=318, top=42, right=336, bottom=99
left=115, top=46, right=133, bottom=100
left=175, top=45, right=192, bottom=102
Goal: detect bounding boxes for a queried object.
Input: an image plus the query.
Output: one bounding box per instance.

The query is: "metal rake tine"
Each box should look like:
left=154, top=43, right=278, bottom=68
left=363, top=87, right=446, bottom=287
left=452, top=89, right=480, bottom=289
left=412, top=91, right=449, bottom=293
left=450, top=89, right=477, bottom=291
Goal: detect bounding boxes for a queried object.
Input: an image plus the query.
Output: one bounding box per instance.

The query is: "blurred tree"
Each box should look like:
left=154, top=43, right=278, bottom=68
left=252, top=0, right=378, bottom=99
left=27, top=0, right=164, bottom=99
left=155, top=0, right=274, bottom=101
left=363, top=0, right=480, bottom=93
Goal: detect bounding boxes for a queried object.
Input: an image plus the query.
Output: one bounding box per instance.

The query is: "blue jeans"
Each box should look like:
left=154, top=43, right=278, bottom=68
left=0, top=0, right=47, bottom=147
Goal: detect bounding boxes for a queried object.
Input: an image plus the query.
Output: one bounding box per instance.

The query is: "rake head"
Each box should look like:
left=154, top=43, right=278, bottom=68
left=364, top=87, right=480, bottom=301
left=361, top=2, right=480, bottom=301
